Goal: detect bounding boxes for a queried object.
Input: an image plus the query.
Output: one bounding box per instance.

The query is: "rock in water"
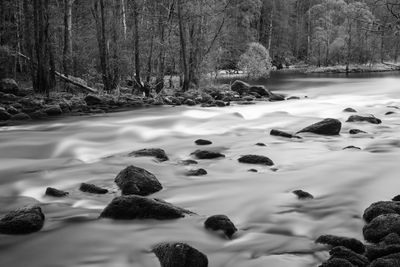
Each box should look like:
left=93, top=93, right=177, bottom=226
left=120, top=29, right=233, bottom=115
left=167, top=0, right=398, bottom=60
left=346, top=115, right=382, bottom=124
left=327, top=246, right=369, bottom=266
left=238, top=155, right=274, bottom=166
left=297, top=118, right=341, bottom=135
left=44, top=105, right=62, bottom=116
left=319, top=258, right=355, bottom=267
left=191, top=150, right=225, bottom=159
left=270, top=129, right=300, bottom=139
left=100, top=195, right=190, bottom=220
left=363, top=214, right=400, bottom=243
left=349, top=129, right=366, bottom=135
left=343, top=108, right=357, bottom=113
left=195, top=139, right=212, bottom=146
left=204, top=215, right=237, bottom=238
left=293, top=190, right=314, bottom=200
left=343, top=146, right=361, bottom=150
left=153, top=242, right=208, bottom=267
left=369, top=253, right=400, bottom=267
left=114, top=165, right=162, bottom=196
left=186, top=169, right=207, bottom=176
left=0, top=206, right=45, bottom=235
left=231, top=80, right=251, bottom=95
left=129, top=148, right=169, bottom=162
left=316, top=235, right=365, bottom=254
left=45, top=187, right=69, bottom=197
left=79, top=183, right=108, bottom=194
left=179, top=159, right=198, bottom=165
left=363, top=201, right=400, bottom=223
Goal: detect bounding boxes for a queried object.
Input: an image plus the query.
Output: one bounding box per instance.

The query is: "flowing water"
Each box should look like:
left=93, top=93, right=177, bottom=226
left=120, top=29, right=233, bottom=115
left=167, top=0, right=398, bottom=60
left=1, top=72, right=400, bottom=267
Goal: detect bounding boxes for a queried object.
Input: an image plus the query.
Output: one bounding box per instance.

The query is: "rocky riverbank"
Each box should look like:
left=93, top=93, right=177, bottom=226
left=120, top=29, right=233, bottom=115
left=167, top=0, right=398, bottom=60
left=0, top=78, right=292, bottom=127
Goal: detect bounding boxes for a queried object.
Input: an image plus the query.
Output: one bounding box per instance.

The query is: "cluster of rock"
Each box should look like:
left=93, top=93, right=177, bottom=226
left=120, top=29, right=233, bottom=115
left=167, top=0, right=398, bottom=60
left=318, top=199, right=400, bottom=267
left=0, top=78, right=293, bottom=126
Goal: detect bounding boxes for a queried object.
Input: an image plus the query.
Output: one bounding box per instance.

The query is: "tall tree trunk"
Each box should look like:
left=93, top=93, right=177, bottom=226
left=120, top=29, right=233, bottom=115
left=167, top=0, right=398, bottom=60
left=346, top=22, right=352, bottom=74
left=121, top=0, right=127, bottom=40
left=178, top=0, right=189, bottom=91
left=132, top=0, right=141, bottom=87
left=268, top=2, right=274, bottom=52
left=110, top=0, right=121, bottom=90
left=63, top=0, right=73, bottom=76
left=155, top=5, right=166, bottom=93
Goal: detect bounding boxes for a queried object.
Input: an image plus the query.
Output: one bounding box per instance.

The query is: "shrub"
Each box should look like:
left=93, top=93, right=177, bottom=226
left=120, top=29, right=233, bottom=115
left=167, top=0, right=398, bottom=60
left=238, top=42, right=272, bottom=78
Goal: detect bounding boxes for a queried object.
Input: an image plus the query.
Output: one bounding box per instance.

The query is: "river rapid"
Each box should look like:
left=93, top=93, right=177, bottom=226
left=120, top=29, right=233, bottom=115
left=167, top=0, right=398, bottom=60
left=0, top=72, right=400, bottom=267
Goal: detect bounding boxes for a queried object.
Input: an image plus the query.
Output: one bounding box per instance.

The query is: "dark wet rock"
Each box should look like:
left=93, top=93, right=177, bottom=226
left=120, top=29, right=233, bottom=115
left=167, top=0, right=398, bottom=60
left=319, top=258, right=356, bottom=267
left=366, top=244, right=400, bottom=261
left=392, top=196, right=400, bottom=202
left=214, top=100, right=226, bottom=107
left=363, top=214, right=400, bottom=243
left=316, top=235, right=365, bottom=254
left=343, top=108, right=357, bottom=113
left=153, top=242, right=208, bottom=267
left=347, top=115, right=382, bottom=124
left=328, top=246, right=369, bottom=267
left=204, top=215, right=237, bottom=238
left=184, top=99, right=196, bottom=106
left=114, top=165, right=162, bottom=196
left=270, top=129, right=300, bottom=139
left=44, top=105, right=62, bottom=116
left=84, top=94, right=103, bottom=105
left=0, top=109, right=11, bottom=121
left=0, top=78, right=19, bottom=95
left=287, top=96, right=300, bottom=100
left=100, top=195, right=190, bottom=220
left=231, top=80, right=251, bottom=95
left=243, top=95, right=255, bottom=102
left=238, top=155, right=274, bottom=166
left=179, top=159, right=198, bottom=165
left=12, top=112, right=31, bottom=121
left=363, top=201, right=400, bottom=223
left=129, top=148, right=169, bottom=162
left=237, top=101, right=256, bottom=105
left=380, top=233, right=400, bottom=246
left=297, top=118, right=341, bottom=135
left=269, top=93, right=286, bottom=101
left=386, top=111, right=395, bottom=116
left=191, top=150, right=225, bottom=160
left=248, top=169, right=258, bottom=172
left=255, top=143, right=266, bottom=146
left=195, top=139, right=212, bottom=146
left=249, top=85, right=270, bottom=96
left=79, top=183, right=108, bottom=194
left=343, top=146, right=361, bottom=150
left=369, top=252, right=400, bottom=267
left=29, top=110, right=47, bottom=119
left=45, top=187, right=69, bottom=197
left=0, top=206, right=45, bottom=235
left=349, top=129, right=366, bottom=135
left=186, top=169, right=207, bottom=176
left=293, top=190, right=314, bottom=200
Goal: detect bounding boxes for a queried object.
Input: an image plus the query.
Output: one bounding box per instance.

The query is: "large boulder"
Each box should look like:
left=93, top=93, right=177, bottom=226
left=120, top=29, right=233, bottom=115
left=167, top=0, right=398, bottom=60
left=84, top=94, right=103, bottom=106
left=363, top=214, right=400, bottom=243
left=363, top=201, right=400, bottom=223
left=238, top=155, right=274, bottom=166
left=249, top=85, right=271, bottom=96
left=316, top=235, right=365, bottom=254
left=231, top=80, right=251, bottom=95
left=153, top=242, right=208, bottom=267
left=346, top=115, right=381, bottom=124
left=100, top=195, right=190, bottom=220
left=0, top=206, right=45, bottom=235
left=297, top=118, right=341, bottom=135
left=0, top=78, right=19, bottom=95
left=44, top=105, right=62, bottom=116
left=129, top=148, right=169, bottom=162
left=204, top=215, right=237, bottom=239
left=114, top=165, right=162, bottom=196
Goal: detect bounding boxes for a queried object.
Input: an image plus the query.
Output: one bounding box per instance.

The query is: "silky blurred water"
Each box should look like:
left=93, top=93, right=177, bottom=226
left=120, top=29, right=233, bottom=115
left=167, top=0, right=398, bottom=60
left=0, top=72, right=400, bottom=267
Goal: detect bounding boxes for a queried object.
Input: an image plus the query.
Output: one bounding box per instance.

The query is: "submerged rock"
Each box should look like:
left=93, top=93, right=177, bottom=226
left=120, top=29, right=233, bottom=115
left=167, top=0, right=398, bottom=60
left=385, top=111, right=395, bottom=115
left=179, top=159, right=198, bottom=165
left=79, top=183, right=108, bottom=194
left=186, top=169, right=207, bottom=176
left=363, top=214, right=400, bottom=243
left=45, top=187, right=69, bottom=197
left=316, top=235, right=365, bottom=254
left=0, top=206, right=45, bottom=235
left=114, top=165, right=162, bottom=196
left=195, top=139, right=212, bottom=146
left=347, top=115, right=382, bottom=124
left=238, top=155, right=274, bottom=166
left=129, top=148, right=169, bottom=162
left=363, top=201, right=400, bottom=223
left=297, top=118, right=341, bottom=135
left=100, top=195, right=190, bottom=220
left=248, top=169, right=258, bottom=172
left=204, top=215, right=237, bottom=239
left=153, top=242, right=208, bottom=267
left=349, top=129, right=366, bottom=135
left=292, top=190, right=314, bottom=200
left=343, top=146, right=361, bottom=150
left=270, top=129, right=300, bottom=139
left=191, top=150, right=225, bottom=159
left=255, top=142, right=266, bottom=146
left=343, top=108, right=357, bottom=113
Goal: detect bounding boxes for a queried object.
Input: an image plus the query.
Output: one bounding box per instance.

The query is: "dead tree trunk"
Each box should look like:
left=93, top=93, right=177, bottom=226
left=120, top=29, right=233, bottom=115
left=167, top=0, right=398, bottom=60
left=63, top=0, right=73, bottom=76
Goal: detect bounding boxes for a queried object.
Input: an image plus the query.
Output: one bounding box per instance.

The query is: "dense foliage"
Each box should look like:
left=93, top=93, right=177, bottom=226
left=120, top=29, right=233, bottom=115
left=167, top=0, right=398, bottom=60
left=0, top=0, right=399, bottom=93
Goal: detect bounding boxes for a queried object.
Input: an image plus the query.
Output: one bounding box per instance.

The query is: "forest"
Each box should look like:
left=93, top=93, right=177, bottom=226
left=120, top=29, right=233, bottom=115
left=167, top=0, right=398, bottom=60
left=0, top=0, right=400, bottom=95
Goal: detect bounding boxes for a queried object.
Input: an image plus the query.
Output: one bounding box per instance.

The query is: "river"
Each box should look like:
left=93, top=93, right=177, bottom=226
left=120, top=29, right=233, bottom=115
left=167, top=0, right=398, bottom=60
left=0, top=72, right=400, bottom=267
